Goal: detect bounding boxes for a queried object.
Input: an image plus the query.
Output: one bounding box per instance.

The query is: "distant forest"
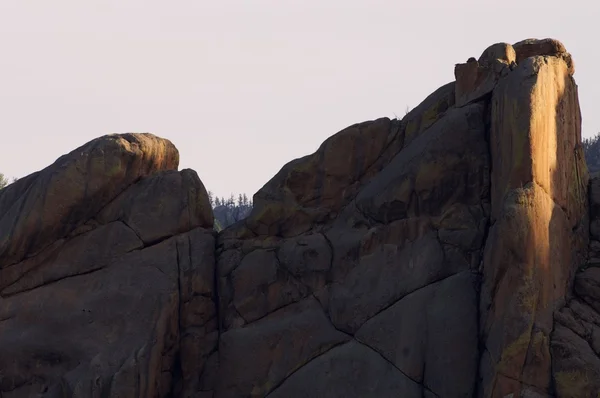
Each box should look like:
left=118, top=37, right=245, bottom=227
left=583, top=133, right=600, bottom=173
left=208, top=191, right=253, bottom=232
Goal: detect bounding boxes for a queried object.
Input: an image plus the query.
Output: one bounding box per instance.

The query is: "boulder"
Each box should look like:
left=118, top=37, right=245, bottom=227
left=513, top=38, right=575, bottom=75
left=0, top=133, right=216, bottom=398
left=0, top=133, right=179, bottom=268
left=454, top=42, right=515, bottom=107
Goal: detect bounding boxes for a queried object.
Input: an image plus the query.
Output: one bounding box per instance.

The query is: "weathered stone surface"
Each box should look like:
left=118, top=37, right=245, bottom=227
left=574, top=267, right=600, bottom=313
left=230, top=248, right=308, bottom=323
left=488, top=54, right=586, bottom=224
left=1, top=38, right=595, bottom=398
left=355, top=271, right=479, bottom=397
left=215, top=298, right=349, bottom=397
left=552, top=323, right=600, bottom=398
left=402, top=81, right=455, bottom=146
left=454, top=42, right=515, bottom=107
left=353, top=102, right=489, bottom=226
left=245, top=117, right=402, bottom=237
left=327, top=230, right=448, bottom=333
left=550, top=180, right=600, bottom=398
left=0, top=231, right=216, bottom=398
left=589, top=174, right=600, bottom=228
left=267, top=341, right=422, bottom=398
left=0, top=133, right=216, bottom=398
left=97, top=168, right=213, bottom=244
left=0, top=133, right=179, bottom=268
left=1, top=221, right=143, bottom=296
left=481, top=183, right=571, bottom=395
left=213, top=72, right=490, bottom=397
left=480, top=45, right=588, bottom=397
left=0, top=237, right=181, bottom=397
left=513, top=38, right=575, bottom=75
left=175, top=228, right=218, bottom=398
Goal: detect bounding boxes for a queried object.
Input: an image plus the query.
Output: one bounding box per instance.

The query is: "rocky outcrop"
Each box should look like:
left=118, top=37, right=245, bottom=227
left=0, top=134, right=216, bottom=397
left=0, top=38, right=595, bottom=398
left=215, top=95, right=489, bottom=397
left=477, top=40, right=588, bottom=397
left=209, top=38, right=589, bottom=398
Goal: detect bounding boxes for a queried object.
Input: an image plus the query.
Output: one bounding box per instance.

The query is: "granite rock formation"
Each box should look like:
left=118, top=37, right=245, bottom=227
left=0, top=134, right=216, bottom=397
left=0, top=38, right=597, bottom=398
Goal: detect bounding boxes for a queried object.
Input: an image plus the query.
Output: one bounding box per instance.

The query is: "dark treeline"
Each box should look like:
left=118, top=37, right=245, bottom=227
left=583, top=132, right=600, bottom=173
left=0, top=174, right=17, bottom=190
left=207, top=191, right=253, bottom=232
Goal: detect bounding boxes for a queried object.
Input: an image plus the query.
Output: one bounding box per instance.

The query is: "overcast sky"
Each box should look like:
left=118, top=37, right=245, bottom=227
left=0, top=1, right=597, bottom=198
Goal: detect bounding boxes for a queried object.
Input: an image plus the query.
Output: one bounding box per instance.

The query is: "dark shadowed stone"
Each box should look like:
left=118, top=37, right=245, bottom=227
left=574, top=267, right=600, bottom=313
left=97, top=168, right=213, bottom=244
left=267, top=341, right=422, bottom=398
left=0, top=133, right=179, bottom=269
left=454, top=43, right=515, bottom=107
left=327, top=231, right=457, bottom=334
left=354, top=103, right=489, bottom=224
left=277, top=233, right=332, bottom=292
left=0, top=38, right=591, bottom=398
left=1, top=221, right=143, bottom=295
left=0, top=237, right=181, bottom=397
left=551, top=324, right=600, bottom=396
left=230, top=249, right=308, bottom=323
left=215, top=298, right=349, bottom=397
left=356, top=271, right=479, bottom=397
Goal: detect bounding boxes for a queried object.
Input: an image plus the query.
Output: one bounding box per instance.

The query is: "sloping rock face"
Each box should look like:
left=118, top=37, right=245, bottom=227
left=0, top=38, right=595, bottom=398
left=215, top=92, right=488, bottom=397
left=212, top=39, right=589, bottom=398
left=0, top=134, right=217, bottom=397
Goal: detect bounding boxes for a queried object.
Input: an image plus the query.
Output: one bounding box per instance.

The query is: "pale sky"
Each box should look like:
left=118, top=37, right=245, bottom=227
left=1, top=1, right=597, bottom=198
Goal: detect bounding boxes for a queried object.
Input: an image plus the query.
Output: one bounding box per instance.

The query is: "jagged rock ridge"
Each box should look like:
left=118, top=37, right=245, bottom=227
left=0, top=38, right=597, bottom=397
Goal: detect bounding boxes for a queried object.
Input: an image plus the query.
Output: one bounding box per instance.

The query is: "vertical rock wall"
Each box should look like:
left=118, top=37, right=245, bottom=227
left=477, top=40, right=589, bottom=397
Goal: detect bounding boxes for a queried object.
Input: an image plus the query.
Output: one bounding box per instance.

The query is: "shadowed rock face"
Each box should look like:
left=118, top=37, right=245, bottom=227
left=0, top=133, right=216, bottom=397
left=0, top=38, right=596, bottom=398
left=216, top=97, right=489, bottom=397
left=551, top=175, right=600, bottom=397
